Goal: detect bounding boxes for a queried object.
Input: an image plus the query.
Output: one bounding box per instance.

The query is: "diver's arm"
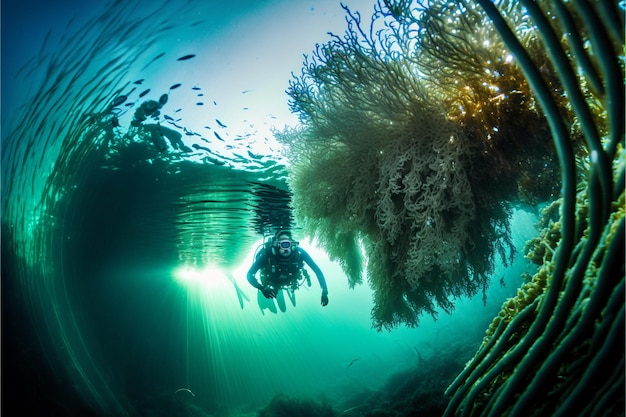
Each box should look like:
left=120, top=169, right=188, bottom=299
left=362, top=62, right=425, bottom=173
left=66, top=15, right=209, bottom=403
left=299, top=248, right=328, bottom=293
left=246, top=255, right=265, bottom=290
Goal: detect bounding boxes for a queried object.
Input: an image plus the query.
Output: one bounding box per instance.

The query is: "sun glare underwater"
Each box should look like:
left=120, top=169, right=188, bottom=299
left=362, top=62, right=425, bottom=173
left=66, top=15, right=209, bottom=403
left=1, top=0, right=624, bottom=417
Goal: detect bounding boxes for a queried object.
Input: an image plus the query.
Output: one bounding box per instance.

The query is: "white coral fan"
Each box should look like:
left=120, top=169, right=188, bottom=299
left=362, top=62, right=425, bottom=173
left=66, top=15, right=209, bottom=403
left=375, top=110, right=475, bottom=289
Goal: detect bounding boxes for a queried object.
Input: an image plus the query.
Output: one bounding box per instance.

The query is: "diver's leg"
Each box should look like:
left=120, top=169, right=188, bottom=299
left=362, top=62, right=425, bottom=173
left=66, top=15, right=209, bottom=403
left=275, top=289, right=287, bottom=312
left=287, top=288, right=296, bottom=307
left=257, top=290, right=277, bottom=314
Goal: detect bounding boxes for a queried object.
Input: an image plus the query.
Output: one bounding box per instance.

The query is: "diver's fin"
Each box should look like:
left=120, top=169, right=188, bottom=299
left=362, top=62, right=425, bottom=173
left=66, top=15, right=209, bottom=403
left=235, top=288, right=244, bottom=310
left=225, top=272, right=250, bottom=310
left=287, top=289, right=296, bottom=307
left=276, top=289, right=287, bottom=312
left=257, top=290, right=277, bottom=314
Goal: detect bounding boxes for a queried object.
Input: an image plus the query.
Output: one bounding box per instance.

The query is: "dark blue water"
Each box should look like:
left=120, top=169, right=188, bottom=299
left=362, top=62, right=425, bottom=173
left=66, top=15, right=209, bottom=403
left=2, top=1, right=547, bottom=416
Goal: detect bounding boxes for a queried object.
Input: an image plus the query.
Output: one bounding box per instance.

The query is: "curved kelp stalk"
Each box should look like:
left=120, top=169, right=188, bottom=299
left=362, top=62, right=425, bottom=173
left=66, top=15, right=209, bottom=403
left=442, top=0, right=625, bottom=416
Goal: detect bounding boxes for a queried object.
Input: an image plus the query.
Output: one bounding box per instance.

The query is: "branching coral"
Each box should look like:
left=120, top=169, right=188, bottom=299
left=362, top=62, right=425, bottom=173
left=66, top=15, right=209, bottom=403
left=279, top=0, right=567, bottom=330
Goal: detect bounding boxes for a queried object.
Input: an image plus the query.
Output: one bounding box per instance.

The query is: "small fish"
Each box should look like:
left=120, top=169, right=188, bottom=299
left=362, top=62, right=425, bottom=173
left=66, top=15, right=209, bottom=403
left=170, top=83, right=182, bottom=90
left=159, top=94, right=168, bottom=106
left=214, top=132, right=224, bottom=141
left=175, top=388, right=195, bottom=396
left=192, top=86, right=202, bottom=90
left=196, top=102, right=204, bottom=106
left=163, top=115, right=174, bottom=121
left=207, top=157, right=226, bottom=166
left=139, top=89, right=150, bottom=98
left=241, top=89, right=252, bottom=94
left=177, top=54, right=196, bottom=61
left=133, top=79, right=144, bottom=85
left=141, top=52, right=165, bottom=71
left=111, top=95, right=127, bottom=107
left=346, top=358, right=360, bottom=369
left=192, top=143, right=211, bottom=152
left=215, top=119, right=227, bottom=128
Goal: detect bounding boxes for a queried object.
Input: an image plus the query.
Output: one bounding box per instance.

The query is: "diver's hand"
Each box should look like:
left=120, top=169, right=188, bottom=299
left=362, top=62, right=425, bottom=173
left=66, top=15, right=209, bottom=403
left=321, top=291, right=329, bottom=307
left=261, top=285, right=276, bottom=299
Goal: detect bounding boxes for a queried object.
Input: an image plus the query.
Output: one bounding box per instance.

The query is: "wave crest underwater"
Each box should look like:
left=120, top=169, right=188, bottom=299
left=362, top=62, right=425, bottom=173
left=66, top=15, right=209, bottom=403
left=2, top=1, right=624, bottom=417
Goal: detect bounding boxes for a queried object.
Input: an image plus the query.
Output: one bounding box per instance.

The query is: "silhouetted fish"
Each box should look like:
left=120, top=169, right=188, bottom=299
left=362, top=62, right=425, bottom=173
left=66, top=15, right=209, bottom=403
left=192, top=143, right=211, bottom=152
left=346, top=358, right=360, bottom=368
left=177, top=54, right=196, bottom=61
left=139, top=89, right=150, bottom=98
left=111, top=95, right=127, bottom=107
left=141, top=52, right=165, bottom=71
left=133, top=79, right=144, bottom=84
left=216, top=119, right=227, bottom=128
left=170, top=83, right=182, bottom=90
left=214, top=132, right=224, bottom=141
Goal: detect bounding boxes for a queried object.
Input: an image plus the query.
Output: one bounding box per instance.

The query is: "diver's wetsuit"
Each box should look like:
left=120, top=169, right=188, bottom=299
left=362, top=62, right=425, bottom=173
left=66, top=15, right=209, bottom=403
left=246, top=246, right=327, bottom=293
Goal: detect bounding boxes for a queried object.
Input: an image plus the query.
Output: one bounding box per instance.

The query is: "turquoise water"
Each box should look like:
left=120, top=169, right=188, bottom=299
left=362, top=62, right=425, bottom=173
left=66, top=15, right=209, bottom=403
left=2, top=1, right=546, bottom=416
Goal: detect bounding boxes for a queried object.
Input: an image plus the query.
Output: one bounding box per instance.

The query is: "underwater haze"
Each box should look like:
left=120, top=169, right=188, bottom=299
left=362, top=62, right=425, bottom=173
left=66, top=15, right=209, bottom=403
left=1, top=2, right=526, bottom=415
left=2, top=1, right=623, bottom=417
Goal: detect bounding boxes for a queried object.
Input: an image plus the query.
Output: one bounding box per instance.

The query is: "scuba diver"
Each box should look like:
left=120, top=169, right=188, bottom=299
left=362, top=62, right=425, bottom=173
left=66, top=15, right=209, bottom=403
left=130, top=94, right=192, bottom=152
left=246, top=230, right=329, bottom=311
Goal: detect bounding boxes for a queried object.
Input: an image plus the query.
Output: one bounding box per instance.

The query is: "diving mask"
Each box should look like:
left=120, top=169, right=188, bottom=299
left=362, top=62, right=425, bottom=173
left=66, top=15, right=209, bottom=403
left=276, top=239, right=297, bottom=256
left=279, top=240, right=293, bottom=249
